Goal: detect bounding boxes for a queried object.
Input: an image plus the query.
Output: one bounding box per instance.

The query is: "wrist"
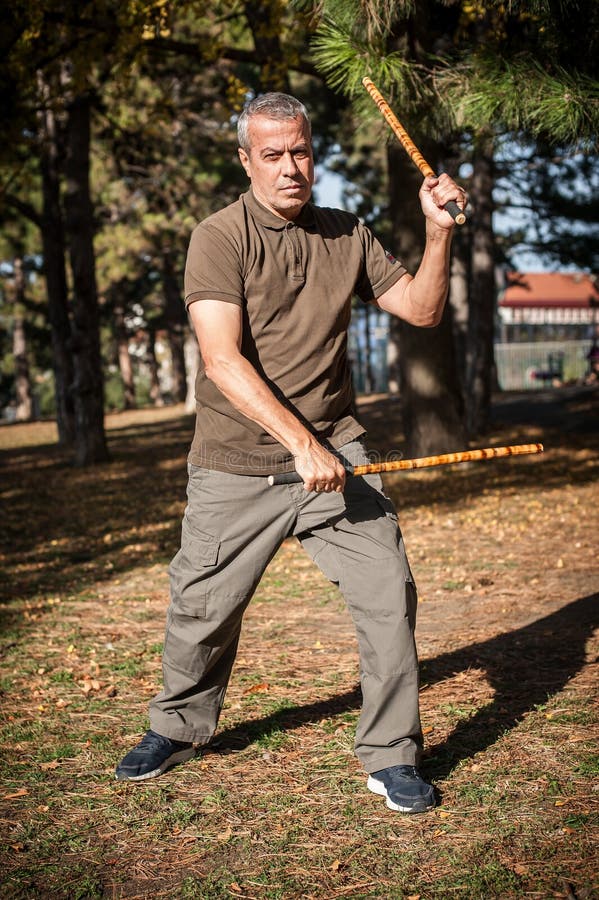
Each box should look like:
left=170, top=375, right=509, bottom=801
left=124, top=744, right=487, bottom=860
left=287, top=430, right=318, bottom=459
left=425, top=219, right=454, bottom=242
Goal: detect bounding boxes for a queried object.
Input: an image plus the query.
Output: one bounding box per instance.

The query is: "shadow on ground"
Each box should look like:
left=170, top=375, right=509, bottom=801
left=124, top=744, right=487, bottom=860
left=207, top=592, right=597, bottom=778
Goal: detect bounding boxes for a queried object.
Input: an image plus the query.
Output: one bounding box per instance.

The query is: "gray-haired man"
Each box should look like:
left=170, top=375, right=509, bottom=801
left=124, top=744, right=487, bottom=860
left=116, top=92, right=466, bottom=813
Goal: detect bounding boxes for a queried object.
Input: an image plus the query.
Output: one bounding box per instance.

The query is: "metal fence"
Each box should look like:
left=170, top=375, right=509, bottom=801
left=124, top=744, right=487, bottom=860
left=494, top=340, right=591, bottom=390
left=348, top=304, right=593, bottom=393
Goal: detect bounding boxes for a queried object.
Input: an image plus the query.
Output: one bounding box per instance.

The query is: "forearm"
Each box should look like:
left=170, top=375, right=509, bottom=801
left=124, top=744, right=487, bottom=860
left=205, top=353, right=317, bottom=457
left=401, top=222, right=453, bottom=327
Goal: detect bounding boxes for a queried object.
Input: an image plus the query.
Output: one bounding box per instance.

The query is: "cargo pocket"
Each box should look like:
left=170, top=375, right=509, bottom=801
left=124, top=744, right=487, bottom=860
left=165, top=522, right=221, bottom=676
left=181, top=516, right=220, bottom=566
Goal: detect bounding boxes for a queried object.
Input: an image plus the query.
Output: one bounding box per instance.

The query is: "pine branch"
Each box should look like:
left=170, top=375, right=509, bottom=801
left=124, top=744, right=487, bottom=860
left=437, top=55, right=599, bottom=149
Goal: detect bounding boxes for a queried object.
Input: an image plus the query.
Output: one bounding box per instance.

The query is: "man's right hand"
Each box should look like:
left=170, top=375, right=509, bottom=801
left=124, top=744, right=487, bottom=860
left=292, top=441, right=346, bottom=493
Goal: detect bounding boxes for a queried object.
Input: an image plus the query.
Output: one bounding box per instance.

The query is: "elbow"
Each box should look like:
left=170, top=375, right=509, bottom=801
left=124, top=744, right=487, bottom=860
left=403, top=281, right=447, bottom=328
left=204, top=353, right=233, bottom=384
left=425, top=309, right=444, bottom=328
left=408, top=308, right=443, bottom=328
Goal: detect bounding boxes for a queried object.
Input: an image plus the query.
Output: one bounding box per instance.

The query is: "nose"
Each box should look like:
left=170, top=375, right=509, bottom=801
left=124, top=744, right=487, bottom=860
left=281, top=151, right=299, bottom=177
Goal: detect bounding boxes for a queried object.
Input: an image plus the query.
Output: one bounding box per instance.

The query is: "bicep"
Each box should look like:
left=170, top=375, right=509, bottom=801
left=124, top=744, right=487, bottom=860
left=188, top=299, right=243, bottom=364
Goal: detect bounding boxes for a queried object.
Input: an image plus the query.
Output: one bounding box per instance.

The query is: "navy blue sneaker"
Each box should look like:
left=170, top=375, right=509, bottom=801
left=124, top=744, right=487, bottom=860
left=367, top=764, right=435, bottom=813
left=115, top=730, right=196, bottom=781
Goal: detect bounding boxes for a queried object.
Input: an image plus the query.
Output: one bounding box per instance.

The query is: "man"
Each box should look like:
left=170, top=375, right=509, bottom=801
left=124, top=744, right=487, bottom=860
left=116, top=92, right=466, bottom=814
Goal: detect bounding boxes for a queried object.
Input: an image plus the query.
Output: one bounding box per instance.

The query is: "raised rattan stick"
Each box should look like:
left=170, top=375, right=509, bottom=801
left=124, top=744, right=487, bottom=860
left=362, top=76, right=466, bottom=225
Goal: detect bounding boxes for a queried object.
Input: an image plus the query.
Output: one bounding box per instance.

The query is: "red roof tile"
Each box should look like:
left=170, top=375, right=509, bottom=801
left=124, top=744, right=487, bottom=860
left=500, top=272, right=599, bottom=309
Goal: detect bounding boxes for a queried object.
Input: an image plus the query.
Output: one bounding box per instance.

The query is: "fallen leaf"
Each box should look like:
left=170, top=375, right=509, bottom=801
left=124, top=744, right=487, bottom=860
left=330, top=859, right=341, bottom=872
left=422, top=725, right=434, bottom=735
left=39, top=759, right=60, bottom=770
left=242, top=682, right=269, bottom=694
left=229, top=882, right=242, bottom=893
left=2, top=788, right=28, bottom=800
left=438, top=810, right=451, bottom=819
left=217, top=826, right=232, bottom=842
left=555, top=799, right=569, bottom=806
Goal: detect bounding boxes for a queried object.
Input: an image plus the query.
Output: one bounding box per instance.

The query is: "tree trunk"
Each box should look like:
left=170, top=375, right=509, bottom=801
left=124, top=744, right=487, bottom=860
left=12, top=257, right=33, bottom=422
left=443, top=137, right=470, bottom=397
left=162, top=252, right=187, bottom=403
left=466, top=131, right=496, bottom=438
left=449, top=224, right=470, bottom=398
left=114, top=300, right=136, bottom=409
left=363, top=303, right=375, bottom=392
left=184, top=331, right=199, bottom=413
left=64, top=93, right=109, bottom=465
left=386, top=314, right=401, bottom=394
left=38, top=78, right=76, bottom=445
left=146, top=327, right=164, bottom=407
left=387, top=143, right=466, bottom=456
left=244, top=0, right=290, bottom=92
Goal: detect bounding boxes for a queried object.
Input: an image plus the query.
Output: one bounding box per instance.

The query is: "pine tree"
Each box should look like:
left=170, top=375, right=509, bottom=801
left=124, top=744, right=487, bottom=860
left=310, top=0, right=599, bottom=447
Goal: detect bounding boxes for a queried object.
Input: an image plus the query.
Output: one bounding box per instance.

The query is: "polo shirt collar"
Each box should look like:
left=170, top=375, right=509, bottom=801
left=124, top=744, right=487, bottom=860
left=244, top=188, right=315, bottom=229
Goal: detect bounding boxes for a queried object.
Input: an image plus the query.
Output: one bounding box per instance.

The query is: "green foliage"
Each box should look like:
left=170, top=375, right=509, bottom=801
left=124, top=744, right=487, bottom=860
left=441, top=55, right=599, bottom=149
left=311, top=0, right=599, bottom=147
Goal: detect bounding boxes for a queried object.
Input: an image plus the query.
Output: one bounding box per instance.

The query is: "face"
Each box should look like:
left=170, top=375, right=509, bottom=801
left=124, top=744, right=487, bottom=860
left=238, top=114, right=314, bottom=220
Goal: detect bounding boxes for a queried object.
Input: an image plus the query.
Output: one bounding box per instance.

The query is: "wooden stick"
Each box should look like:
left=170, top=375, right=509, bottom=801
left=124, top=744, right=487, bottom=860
left=268, top=443, right=544, bottom=485
left=351, top=443, right=544, bottom=476
left=362, top=76, right=466, bottom=225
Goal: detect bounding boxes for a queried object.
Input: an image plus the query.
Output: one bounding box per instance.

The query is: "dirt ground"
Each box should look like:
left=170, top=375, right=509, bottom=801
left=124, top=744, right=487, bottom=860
left=0, top=385, right=597, bottom=899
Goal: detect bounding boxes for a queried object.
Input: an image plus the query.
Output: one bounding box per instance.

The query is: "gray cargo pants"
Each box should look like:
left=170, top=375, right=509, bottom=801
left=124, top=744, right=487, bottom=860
left=149, top=439, right=423, bottom=773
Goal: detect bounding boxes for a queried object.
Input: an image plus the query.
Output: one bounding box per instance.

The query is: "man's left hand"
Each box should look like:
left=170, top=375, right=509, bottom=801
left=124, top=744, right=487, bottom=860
left=419, top=174, right=467, bottom=230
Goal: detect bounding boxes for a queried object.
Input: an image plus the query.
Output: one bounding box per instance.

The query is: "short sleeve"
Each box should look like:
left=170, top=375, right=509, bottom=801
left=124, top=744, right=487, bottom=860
left=354, top=221, right=407, bottom=303
left=184, top=223, right=244, bottom=308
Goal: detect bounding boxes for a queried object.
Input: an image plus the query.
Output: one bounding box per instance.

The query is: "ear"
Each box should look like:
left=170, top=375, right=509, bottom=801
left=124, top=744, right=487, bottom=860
left=238, top=147, right=251, bottom=178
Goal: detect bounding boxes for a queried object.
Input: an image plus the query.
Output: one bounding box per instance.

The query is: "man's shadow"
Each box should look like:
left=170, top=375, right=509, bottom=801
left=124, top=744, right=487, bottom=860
left=208, top=592, right=597, bottom=776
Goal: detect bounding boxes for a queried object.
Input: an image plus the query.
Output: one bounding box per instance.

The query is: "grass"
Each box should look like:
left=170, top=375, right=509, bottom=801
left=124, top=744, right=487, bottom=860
left=1, top=388, right=598, bottom=899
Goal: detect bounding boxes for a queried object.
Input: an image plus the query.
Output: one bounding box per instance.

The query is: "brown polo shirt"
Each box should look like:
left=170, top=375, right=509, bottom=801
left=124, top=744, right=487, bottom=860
left=184, top=189, right=406, bottom=475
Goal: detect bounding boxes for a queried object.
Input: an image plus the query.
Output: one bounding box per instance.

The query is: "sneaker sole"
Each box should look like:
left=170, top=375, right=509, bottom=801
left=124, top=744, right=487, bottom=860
left=115, top=746, right=197, bottom=781
left=367, top=774, right=436, bottom=814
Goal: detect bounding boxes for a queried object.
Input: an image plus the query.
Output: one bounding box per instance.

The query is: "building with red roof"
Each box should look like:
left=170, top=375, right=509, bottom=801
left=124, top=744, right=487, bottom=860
left=498, top=272, right=599, bottom=341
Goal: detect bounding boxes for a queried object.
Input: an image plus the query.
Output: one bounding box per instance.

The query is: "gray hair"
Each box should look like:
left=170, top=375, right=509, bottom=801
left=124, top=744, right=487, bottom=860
left=237, top=93, right=311, bottom=153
